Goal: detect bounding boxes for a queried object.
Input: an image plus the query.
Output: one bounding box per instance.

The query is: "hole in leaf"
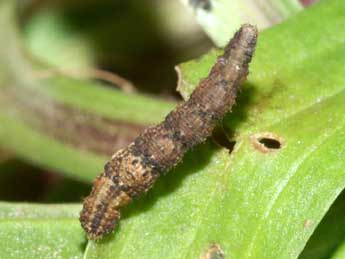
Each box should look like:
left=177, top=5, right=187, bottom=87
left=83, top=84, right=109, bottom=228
left=212, top=127, right=236, bottom=153
left=258, top=137, right=281, bottom=149
left=251, top=132, right=284, bottom=153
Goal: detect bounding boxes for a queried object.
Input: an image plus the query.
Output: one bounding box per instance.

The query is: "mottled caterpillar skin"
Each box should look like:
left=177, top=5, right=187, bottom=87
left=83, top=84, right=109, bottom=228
left=80, top=24, right=258, bottom=240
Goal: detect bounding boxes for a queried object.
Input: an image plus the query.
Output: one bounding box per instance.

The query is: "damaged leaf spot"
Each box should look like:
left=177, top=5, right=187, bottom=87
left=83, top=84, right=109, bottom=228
left=259, top=138, right=281, bottom=149
left=200, top=244, right=224, bottom=259
left=303, top=219, right=313, bottom=229
left=212, top=126, right=236, bottom=153
left=251, top=132, right=284, bottom=153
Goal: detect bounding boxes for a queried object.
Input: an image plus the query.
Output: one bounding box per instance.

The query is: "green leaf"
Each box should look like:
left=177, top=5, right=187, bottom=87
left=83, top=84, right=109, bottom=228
left=0, top=203, right=84, bottom=259
left=178, top=0, right=302, bottom=46
left=299, top=191, right=345, bottom=259
left=86, top=1, right=345, bottom=258
left=330, top=239, right=345, bottom=259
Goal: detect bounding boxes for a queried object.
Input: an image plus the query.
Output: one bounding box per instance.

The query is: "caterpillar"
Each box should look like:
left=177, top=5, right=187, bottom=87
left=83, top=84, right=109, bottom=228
left=80, top=24, right=258, bottom=240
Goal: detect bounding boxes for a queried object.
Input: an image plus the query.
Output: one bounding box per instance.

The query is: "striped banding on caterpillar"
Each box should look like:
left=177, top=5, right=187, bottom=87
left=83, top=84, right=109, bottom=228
left=80, top=24, right=258, bottom=240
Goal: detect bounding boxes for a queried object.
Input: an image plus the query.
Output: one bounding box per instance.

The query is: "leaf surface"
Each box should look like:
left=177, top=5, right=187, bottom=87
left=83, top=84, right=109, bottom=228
left=0, top=203, right=84, bottom=259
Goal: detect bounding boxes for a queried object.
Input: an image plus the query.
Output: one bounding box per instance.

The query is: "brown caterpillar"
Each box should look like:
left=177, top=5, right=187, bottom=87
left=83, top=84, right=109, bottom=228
left=80, top=24, right=258, bottom=240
